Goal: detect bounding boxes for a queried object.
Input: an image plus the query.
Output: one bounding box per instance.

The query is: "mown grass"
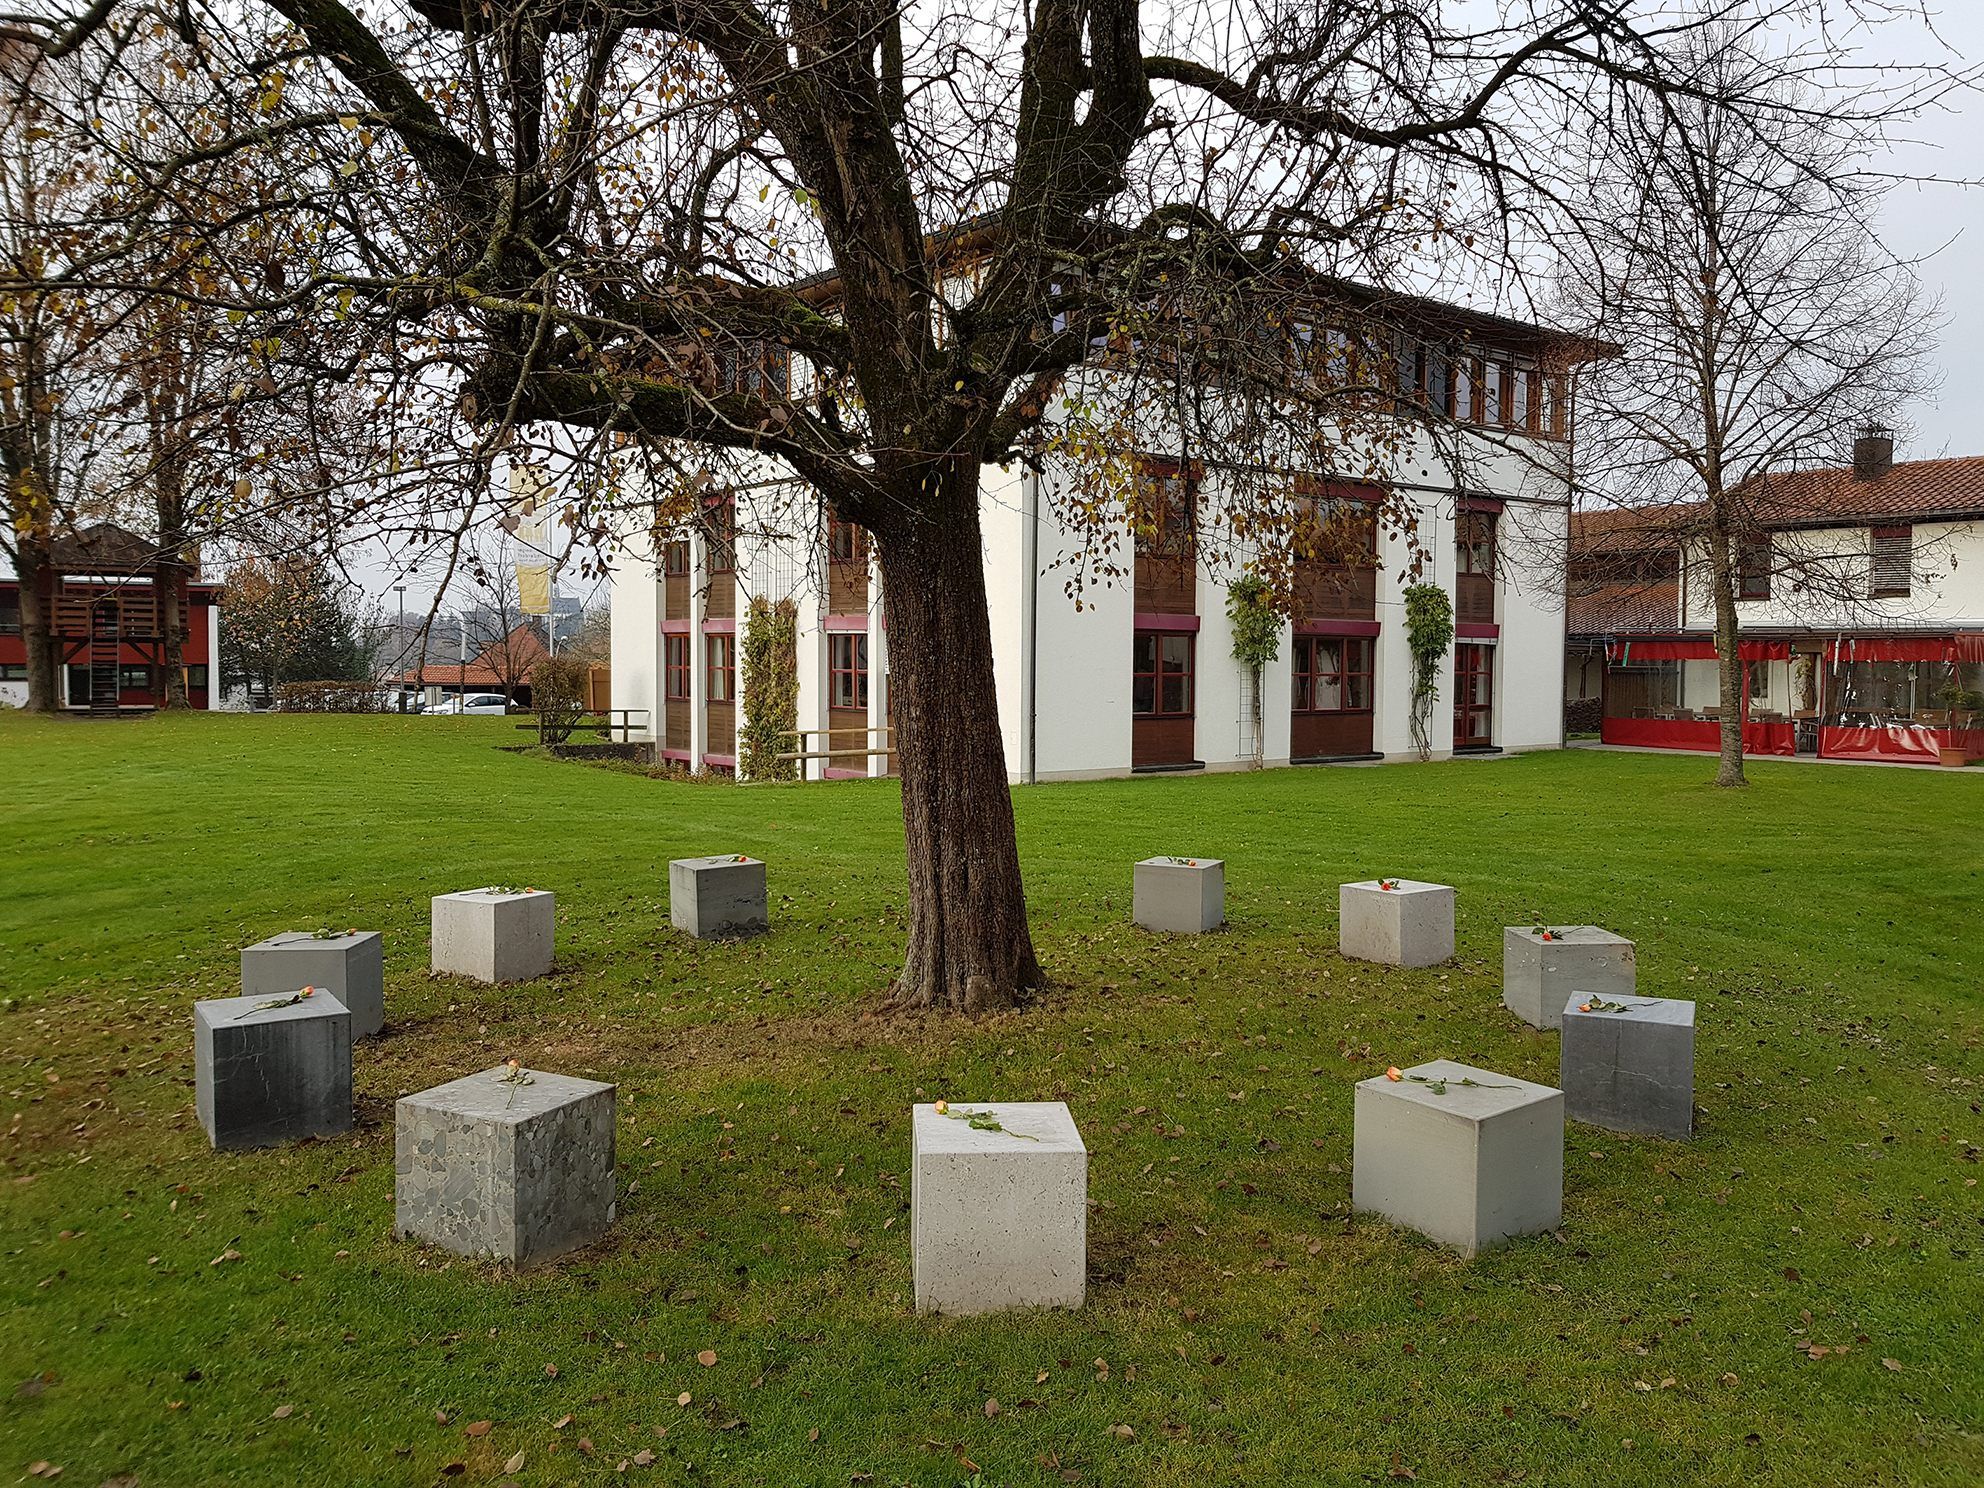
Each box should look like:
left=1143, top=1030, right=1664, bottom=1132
left=0, top=710, right=1978, bottom=1488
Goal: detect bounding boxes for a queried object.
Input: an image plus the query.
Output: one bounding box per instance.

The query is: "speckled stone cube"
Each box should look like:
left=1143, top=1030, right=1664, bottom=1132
left=1353, top=1059, right=1563, bottom=1256
left=430, top=888, right=554, bottom=983
left=194, top=991, right=353, bottom=1150
left=1132, top=857, right=1225, bottom=934
left=669, top=856, right=768, bottom=939
left=1561, top=993, right=1695, bottom=1138
left=912, top=1101, right=1086, bottom=1315
left=394, top=1065, right=616, bottom=1267
left=241, top=930, right=385, bottom=1038
left=1503, top=926, right=1636, bottom=1031
left=1340, top=879, right=1455, bottom=967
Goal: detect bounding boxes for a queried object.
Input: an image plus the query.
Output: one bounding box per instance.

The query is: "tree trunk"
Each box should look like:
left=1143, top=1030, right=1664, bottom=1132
left=157, top=557, right=190, bottom=709
left=874, top=477, right=1045, bottom=1013
left=1707, top=529, right=1746, bottom=788
left=15, top=539, right=59, bottom=712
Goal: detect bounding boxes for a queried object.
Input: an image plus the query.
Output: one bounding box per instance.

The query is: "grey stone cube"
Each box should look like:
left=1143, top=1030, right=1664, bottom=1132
left=1503, top=926, right=1636, bottom=1031
left=669, top=855, right=768, bottom=939
left=241, top=930, right=385, bottom=1038
left=194, top=991, right=353, bottom=1150
left=912, top=1101, right=1086, bottom=1315
left=394, top=1064, right=616, bottom=1267
left=1340, top=879, right=1455, bottom=966
left=431, top=889, right=555, bottom=983
left=1561, top=993, right=1695, bottom=1138
left=1352, top=1059, right=1563, bottom=1256
left=1132, top=856, right=1225, bottom=934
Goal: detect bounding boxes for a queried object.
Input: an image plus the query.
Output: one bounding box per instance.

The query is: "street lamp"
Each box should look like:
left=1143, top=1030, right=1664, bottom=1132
left=394, top=585, right=407, bottom=711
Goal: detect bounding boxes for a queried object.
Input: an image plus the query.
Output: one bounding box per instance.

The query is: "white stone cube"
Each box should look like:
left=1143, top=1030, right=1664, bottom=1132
left=194, top=991, right=353, bottom=1150
left=394, top=1064, right=616, bottom=1266
left=431, top=888, right=554, bottom=983
left=1132, top=856, right=1225, bottom=934
left=1353, top=1059, right=1563, bottom=1256
left=911, top=1101, right=1087, bottom=1315
left=241, top=930, right=385, bottom=1038
left=1502, top=926, right=1636, bottom=1031
left=1340, top=879, right=1455, bottom=967
left=669, top=855, right=769, bottom=939
left=1561, top=993, right=1695, bottom=1138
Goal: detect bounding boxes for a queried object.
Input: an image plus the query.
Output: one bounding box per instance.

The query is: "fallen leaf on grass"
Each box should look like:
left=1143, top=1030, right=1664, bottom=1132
left=209, top=1248, right=241, bottom=1267
left=697, top=1349, right=718, bottom=1367
left=27, top=1464, right=60, bottom=1480
left=1106, top=1423, right=1134, bottom=1440
left=1882, top=1358, right=1903, bottom=1372
left=552, top=1414, right=573, bottom=1429
left=504, top=1450, right=525, bottom=1473
left=676, top=1392, right=692, bottom=1407
left=983, top=1398, right=1000, bottom=1418
left=271, top=1404, right=293, bottom=1419
left=463, top=1420, right=492, bottom=1437
left=632, top=1448, right=655, bottom=1466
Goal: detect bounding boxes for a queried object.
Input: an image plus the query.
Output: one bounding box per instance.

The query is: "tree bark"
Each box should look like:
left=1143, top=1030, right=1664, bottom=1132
left=157, top=553, right=190, bottom=708
left=873, top=473, right=1045, bottom=1012
left=1707, top=527, right=1747, bottom=788
left=14, top=538, right=59, bottom=712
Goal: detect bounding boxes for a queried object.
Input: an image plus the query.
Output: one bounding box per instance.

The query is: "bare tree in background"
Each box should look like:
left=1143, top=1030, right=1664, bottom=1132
left=1564, top=26, right=1939, bottom=788
left=4, top=1, right=1970, bottom=1006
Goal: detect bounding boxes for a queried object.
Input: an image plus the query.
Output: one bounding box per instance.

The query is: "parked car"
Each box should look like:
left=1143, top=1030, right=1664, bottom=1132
left=427, top=693, right=511, bottom=716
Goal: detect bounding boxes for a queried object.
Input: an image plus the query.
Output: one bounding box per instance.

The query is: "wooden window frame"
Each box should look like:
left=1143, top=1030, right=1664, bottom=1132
left=704, top=633, right=736, bottom=702
left=1292, top=635, right=1374, bottom=714
left=663, top=539, right=691, bottom=576
left=1132, top=458, right=1199, bottom=559
left=828, top=632, right=869, bottom=710
left=703, top=494, right=737, bottom=575
left=1454, top=642, right=1495, bottom=747
left=827, top=518, right=867, bottom=567
left=1457, top=510, right=1498, bottom=579
left=1870, top=525, right=1912, bottom=599
left=664, top=634, right=692, bottom=700
left=1737, top=537, right=1772, bottom=600
left=1132, top=630, right=1195, bottom=719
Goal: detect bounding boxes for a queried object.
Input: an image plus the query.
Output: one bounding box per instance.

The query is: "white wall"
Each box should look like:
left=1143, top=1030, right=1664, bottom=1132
left=1678, top=519, right=1984, bottom=631
left=607, top=520, right=663, bottom=743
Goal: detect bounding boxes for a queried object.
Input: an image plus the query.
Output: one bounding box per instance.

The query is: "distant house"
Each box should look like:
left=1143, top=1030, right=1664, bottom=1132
left=398, top=622, right=548, bottom=707
left=1569, top=434, right=1984, bottom=764
left=0, top=522, right=223, bottom=712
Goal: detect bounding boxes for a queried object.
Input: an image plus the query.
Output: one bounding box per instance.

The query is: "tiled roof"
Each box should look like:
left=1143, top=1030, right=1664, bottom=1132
left=399, top=623, right=547, bottom=686
left=1742, top=455, right=1984, bottom=526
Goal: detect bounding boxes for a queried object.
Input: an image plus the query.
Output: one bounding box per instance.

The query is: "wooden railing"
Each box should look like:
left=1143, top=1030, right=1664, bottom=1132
left=519, top=709, right=651, bottom=744
left=52, top=589, right=184, bottom=639
left=778, top=724, right=895, bottom=764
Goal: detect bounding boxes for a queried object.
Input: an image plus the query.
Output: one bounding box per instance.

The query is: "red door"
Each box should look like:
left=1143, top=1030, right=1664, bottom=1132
left=1453, top=643, right=1494, bottom=749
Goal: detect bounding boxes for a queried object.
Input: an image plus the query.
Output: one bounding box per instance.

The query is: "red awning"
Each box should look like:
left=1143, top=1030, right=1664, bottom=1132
left=1605, top=637, right=1790, bottom=663
left=1825, top=637, right=1956, bottom=664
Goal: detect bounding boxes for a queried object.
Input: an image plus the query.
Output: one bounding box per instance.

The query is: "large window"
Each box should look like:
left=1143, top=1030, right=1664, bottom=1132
left=1293, top=636, right=1373, bottom=712
left=1132, top=460, right=1197, bottom=558
left=828, top=518, right=867, bottom=567
left=1870, top=526, right=1912, bottom=598
left=663, top=539, right=691, bottom=576
left=705, top=633, right=735, bottom=702
left=0, top=598, right=18, bottom=634
left=0, top=663, right=25, bottom=680
left=184, top=665, right=209, bottom=691
left=1454, top=643, right=1495, bottom=747
left=1738, top=538, right=1772, bottom=600
left=829, top=632, right=869, bottom=709
left=118, top=665, right=153, bottom=691
left=1132, top=632, right=1194, bottom=717
left=703, top=494, right=737, bottom=575
left=1457, top=510, right=1497, bottom=578
left=664, top=635, right=692, bottom=700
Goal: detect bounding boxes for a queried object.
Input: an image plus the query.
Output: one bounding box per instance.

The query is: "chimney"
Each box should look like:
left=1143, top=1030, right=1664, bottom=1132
left=1852, top=424, right=1895, bottom=481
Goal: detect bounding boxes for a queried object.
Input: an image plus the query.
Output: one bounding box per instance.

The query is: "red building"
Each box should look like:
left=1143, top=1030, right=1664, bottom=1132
left=0, top=523, right=222, bottom=713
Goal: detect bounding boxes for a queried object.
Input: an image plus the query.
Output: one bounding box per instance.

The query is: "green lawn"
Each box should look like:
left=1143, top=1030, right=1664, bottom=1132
left=0, top=712, right=1979, bottom=1488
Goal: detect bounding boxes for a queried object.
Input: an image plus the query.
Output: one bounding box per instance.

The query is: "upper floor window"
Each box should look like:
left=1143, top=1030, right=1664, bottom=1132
left=719, top=341, right=790, bottom=399
left=1132, top=459, right=1198, bottom=559
left=828, top=518, right=868, bottom=567
left=1870, top=526, right=1912, bottom=598
left=663, top=540, right=690, bottom=576
left=703, top=493, right=736, bottom=575
left=1457, top=510, right=1498, bottom=579
left=1293, top=482, right=1380, bottom=567
left=1737, top=537, right=1772, bottom=600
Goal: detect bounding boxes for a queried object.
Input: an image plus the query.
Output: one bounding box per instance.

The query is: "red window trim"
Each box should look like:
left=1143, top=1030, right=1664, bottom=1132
left=1292, top=634, right=1374, bottom=714
left=663, top=634, right=692, bottom=701
left=705, top=632, right=736, bottom=702
left=1132, top=629, right=1195, bottom=718
left=828, top=631, right=869, bottom=711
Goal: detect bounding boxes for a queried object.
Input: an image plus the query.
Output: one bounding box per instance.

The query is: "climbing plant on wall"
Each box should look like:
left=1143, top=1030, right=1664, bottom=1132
left=1226, top=574, right=1282, bottom=770
left=1403, top=582, right=1454, bottom=762
left=739, top=596, right=799, bottom=781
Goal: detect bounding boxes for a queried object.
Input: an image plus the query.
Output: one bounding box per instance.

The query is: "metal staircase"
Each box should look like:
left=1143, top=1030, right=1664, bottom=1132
left=87, top=600, right=120, bottom=715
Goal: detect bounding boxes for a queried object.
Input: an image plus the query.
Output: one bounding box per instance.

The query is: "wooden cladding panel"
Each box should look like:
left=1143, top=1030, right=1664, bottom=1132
left=664, top=699, right=691, bottom=751
left=827, top=562, right=869, bottom=614
left=1295, top=565, right=1377, bottom=621
left=1131, top=715, right=1196, bottom=768
left=705, top=700, right=735, bottom=756
left=826, top=708, right=871, bottom=771
left=1456, top=572, right=1496, bottom=625
left=1134, top=555, right=1196, bottom=616
left=705, top=576, right=736, bottom=620
left=664, top=574, right=691, bottom=622
left=1291, top=710, right=1375, bottom=758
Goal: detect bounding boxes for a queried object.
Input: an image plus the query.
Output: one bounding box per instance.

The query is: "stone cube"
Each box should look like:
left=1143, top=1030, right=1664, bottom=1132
left=911, top=1101, right=1086, bottom=1315
left=194, top=991, right=353, bottom=1150
left=1352, top=1059, right=1563, bottom=1256
left=1132, top=856, right=1225, bottom=934
left=394, top=1064, right=616, bottom=1266
left=241, top=930, right=385, bottom=1038
left=431, top=888, right=554, bottom=983
left=1502, top=926, right=1636, bottom=1031
left=1560, top=993, right=1695, bottom=1138
left=669, top=855, right=768, bottom=939
left=1339, top=879, right=1455, bottom=967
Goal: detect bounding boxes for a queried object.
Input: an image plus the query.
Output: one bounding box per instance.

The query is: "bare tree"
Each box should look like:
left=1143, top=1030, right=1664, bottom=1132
left=7, top=1, right=1969, bottom=1006
left=1564, top=26, right=1941, bottom=787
